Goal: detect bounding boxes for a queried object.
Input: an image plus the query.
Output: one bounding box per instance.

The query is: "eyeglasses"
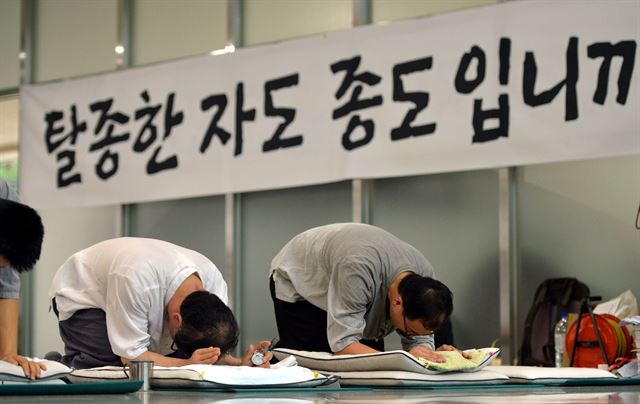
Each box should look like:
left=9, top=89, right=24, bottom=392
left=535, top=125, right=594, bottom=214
left=402, top=314, right=415, bottom=338
left=399, top=313, right=434, bottom=339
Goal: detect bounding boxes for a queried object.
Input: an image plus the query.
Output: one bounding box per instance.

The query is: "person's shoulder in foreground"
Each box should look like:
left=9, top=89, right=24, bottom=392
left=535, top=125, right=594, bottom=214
left=0, top=184, right=45, bottom=380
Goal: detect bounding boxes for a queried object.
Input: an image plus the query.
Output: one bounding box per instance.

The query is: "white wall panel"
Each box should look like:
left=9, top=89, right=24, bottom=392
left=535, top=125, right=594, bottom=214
left=132, top=0, right=227, bottom=66
left=244, top=0, right=352, bottom=46
left=372, top=0, right=497, bottom=23
left=34, top=0, right=118, bottom=82
left=0, top=0, right=20, bottom=90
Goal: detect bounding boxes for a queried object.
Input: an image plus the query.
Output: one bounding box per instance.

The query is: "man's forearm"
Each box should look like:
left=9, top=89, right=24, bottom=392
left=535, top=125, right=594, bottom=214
left=123, top=351, right=190, bottom=367
left=218, top=354, right=242, bottom=366
left=335, top=341, right=379, bottom=355
left=0, top=299, right=19, bottom=358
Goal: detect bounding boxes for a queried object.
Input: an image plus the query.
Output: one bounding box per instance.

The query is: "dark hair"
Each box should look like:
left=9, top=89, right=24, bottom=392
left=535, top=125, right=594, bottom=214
left=173, top=291, right=239, bottom=357
left=0, top=199, right=44, bottom=272
left=398, top=273, right=453, bottom=332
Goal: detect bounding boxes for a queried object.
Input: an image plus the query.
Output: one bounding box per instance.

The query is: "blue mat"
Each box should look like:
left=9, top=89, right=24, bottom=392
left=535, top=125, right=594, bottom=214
left=0, top=380, right=142, bottom=395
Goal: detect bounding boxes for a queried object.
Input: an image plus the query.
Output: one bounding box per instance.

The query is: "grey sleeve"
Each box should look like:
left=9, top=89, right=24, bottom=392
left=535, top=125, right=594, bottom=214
left=399, top=332, right=435, bottom=352
left=0, top=267, right=21, bottom=299
left=326, top=260, right=375, bottom=352
left=0, top=179, right=22, bottom=299
left=0, top=179, right=20, bottom=202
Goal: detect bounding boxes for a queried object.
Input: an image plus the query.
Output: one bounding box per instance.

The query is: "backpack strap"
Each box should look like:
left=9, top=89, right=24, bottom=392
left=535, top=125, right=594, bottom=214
left=543, top=278, right=577, bottom=363
left=559, top=278, right=577, bottom=306
left=519, top=281, right=549, bottom=364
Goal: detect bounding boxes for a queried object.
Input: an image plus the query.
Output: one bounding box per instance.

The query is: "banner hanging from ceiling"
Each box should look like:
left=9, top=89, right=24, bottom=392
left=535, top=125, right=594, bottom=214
left=20, top=0, right=639, bottom=208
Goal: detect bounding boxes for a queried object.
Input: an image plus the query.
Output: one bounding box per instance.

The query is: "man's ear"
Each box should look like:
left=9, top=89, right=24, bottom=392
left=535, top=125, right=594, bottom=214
left=173, top=312, right=182, bottom=326
left=393, top=296, right=403, bottom=307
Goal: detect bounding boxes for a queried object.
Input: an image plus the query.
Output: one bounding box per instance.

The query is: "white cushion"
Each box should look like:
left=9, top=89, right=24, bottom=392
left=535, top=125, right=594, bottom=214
left=68, top=364, right=331, bottom=389
left=272, top=348, right=500, bottom=375
left=331, top=369, right=509, bottom=387
left=485, top=365, right=619, bottom=384
left=0, top=359, right=71, bottom=382
left=66, top=366, right=127, bottom=383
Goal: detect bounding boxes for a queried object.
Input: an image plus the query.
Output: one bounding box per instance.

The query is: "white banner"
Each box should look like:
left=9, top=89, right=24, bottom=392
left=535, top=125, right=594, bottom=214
left=20, top=1, right=640, bottom=208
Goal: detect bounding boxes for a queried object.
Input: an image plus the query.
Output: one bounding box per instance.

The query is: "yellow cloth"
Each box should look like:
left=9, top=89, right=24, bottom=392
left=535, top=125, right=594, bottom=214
left=417, top=349, right=489, bottom=372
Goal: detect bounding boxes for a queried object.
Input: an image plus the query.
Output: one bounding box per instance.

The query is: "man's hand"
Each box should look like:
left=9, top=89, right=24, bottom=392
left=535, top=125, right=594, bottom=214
left=436, top=344, right=471, bottom=359
left=2, top=354, right=46, bottom=380
left=240, top=341, right=272, bottom=368
left=189, top=347, right=221, bottom=365
left=409, top=346, right=446, bottom=362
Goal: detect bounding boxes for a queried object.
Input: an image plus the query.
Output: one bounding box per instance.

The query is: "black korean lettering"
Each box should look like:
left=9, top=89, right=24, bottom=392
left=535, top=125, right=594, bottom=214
left=44, top=105, right=87, bottom=187
left=88, top=98, right=130, bottom=180
left=455, top=40, right=511, bottom=143
left=523, top=36, right=578, bottom=121
left=262, top=73, right=302, bottom=152
left=56, top=150, right=82, bottom=187
left=89, top=98, right=130, bottom=151
left=342, top=115, right=374, bottom=151
left=234, top=82, right=256, bottom=156
left=95, top=149, right=118, bottom=180
left=200, top=94, right=230, bottom=153
left=134, top=90, right=161, bottom=153
left=588, top=40, right=636, bottom=105
left=331, top=56, right=383, bottom=119
left=331, top=55, right=383, bottom=151
left=44, top=111, right=64, bottom=153
left=472, top=94, right=509, bottom=143
left=500, top=38, right=511, bottom=85
left=134, top=91, right=182, bottom=175
left=391, top=57, right=436, bottom=141
left=455, top=45, right=486, bottom=94
left=147, top=146, right=177, bottom=175
left=146, top=92, right=182, bottom=174
left=162, top=92, right=184, bottom=136
left=44, top=106, right=86, bottom=152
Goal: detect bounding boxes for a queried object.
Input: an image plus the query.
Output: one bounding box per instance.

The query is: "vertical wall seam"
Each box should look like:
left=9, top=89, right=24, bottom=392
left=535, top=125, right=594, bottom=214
left=18, top=0, right=35, bottom=356
left=225, top=0, right=244, bottom=354
left=351, top=0, right=372, bottom=225
left=117, top=0, right=132, bottom=237
left=499, top=167, right=519, bottom=364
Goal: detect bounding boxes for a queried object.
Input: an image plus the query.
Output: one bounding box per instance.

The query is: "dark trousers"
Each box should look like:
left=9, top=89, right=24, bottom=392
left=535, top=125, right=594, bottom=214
left=270, top=276, right=384, bottom=352
left=52, top=299, right=122, bottom=369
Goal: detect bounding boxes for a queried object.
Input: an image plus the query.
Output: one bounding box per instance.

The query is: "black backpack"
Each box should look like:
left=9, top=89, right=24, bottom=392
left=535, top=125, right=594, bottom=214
left=519, top=278, right=590, bottom=366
